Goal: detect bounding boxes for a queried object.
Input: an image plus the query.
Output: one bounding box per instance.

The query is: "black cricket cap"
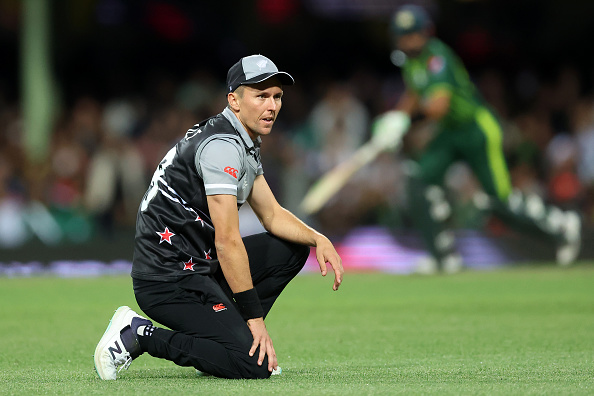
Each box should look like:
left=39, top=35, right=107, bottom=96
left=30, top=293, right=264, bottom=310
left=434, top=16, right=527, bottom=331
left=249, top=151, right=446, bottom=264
left=226, top=54, right=294, bottom=93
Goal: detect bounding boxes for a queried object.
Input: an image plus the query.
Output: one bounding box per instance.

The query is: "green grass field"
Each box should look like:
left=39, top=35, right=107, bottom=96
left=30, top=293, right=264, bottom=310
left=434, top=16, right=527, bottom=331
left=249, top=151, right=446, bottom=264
left=1, top=263, right=593, bottom=395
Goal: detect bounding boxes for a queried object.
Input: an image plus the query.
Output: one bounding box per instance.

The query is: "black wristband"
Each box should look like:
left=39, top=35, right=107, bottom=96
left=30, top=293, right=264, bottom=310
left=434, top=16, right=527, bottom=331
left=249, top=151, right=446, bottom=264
left=233, top=288, right=264, bottom=320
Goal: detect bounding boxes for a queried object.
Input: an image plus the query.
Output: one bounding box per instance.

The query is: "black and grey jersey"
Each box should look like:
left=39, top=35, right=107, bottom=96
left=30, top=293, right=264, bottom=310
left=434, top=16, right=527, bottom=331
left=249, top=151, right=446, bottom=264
left=131, top=107, right=263, bottom=281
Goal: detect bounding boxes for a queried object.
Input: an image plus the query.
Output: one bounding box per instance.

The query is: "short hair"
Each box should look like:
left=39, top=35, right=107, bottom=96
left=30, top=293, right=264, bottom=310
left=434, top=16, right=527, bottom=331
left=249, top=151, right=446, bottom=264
left=227, top=85, right=245, bottom=110
left=234, top=85, right=245, bottom=98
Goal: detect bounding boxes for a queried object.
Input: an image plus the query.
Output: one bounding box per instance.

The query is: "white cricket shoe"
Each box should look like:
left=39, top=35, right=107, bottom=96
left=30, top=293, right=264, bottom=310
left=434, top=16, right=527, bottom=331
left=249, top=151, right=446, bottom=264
left=271, top=366, right=282, bottom=376
left=94, top=306, right=151, bottom=380
left=557, top=211, right=581, bottom=266
left=414, top=256, right=438, bottom=275
left=442, top=253, right=463, bottom=274
left=196, top=369, right=212, bottom=377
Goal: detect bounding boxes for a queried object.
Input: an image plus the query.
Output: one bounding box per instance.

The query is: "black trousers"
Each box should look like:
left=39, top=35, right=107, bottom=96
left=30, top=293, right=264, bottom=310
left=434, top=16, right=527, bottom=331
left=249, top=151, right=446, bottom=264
left=133, top=233, right=309, bottom=379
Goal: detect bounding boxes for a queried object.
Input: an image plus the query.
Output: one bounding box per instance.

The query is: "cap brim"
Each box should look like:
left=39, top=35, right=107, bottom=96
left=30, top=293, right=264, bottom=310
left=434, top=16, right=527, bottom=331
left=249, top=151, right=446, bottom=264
left=242, top=71, right=295, bottom=87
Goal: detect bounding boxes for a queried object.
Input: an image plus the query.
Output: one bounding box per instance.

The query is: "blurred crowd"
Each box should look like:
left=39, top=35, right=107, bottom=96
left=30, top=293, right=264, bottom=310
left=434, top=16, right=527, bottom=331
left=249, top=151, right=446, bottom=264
left=1, top=61, right=594, bottom=248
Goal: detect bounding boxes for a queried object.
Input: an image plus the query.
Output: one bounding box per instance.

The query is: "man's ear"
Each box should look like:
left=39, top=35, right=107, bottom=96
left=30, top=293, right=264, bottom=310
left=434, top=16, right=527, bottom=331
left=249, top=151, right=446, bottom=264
left=227, top=92, right=240, bottom=112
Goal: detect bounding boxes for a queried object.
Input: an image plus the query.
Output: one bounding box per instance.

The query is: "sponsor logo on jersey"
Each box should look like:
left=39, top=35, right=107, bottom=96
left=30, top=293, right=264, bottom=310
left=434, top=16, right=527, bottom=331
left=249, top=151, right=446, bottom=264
left=224, top=166, right=238, bottom=178
left=213, top=303, right=227, bottom=312
left=204, top=249, right=212, bottom=260
left=428, top=56, right=445, bottom=74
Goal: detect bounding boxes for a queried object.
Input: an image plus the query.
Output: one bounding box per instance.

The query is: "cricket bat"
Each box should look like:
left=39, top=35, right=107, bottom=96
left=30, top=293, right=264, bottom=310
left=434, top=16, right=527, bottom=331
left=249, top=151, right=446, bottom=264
left=299, top=142, right=383, bottom=215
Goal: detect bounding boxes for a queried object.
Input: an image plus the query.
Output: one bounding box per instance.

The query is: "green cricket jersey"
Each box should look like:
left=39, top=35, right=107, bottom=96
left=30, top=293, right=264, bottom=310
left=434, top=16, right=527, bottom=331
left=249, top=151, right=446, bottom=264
left=401, top=38, right=512, bottom=200
left=401, top=38, right=483, bottom=128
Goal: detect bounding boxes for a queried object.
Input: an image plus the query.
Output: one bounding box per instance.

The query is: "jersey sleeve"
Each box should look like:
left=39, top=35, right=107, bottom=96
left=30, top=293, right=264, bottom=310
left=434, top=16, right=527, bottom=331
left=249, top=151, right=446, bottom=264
left=197, top=139, right=243, bottom=196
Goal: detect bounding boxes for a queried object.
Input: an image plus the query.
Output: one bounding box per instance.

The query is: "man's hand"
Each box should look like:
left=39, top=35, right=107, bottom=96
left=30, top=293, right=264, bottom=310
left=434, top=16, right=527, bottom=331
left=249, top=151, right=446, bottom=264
left=247, top=317, right=277, bottom=372
left=371, top=110, right=411, bottom=151
left=315, top=235, right=344, bottom=291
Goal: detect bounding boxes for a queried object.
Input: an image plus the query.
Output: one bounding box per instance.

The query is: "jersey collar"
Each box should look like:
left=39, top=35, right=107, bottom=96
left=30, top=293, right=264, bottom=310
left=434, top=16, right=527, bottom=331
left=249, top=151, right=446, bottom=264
left=222, top=107, right=261, bottom=149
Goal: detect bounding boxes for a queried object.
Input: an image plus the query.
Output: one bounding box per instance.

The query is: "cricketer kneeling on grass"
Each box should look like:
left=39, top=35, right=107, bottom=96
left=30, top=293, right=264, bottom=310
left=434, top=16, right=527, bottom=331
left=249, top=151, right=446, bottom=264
left=94, top=54, right=344, bottom=380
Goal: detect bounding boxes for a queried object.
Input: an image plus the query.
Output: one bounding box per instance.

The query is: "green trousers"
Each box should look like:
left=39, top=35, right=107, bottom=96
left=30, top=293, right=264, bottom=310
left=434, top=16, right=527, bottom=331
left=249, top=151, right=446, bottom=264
left=419, top=107, right=510, bottom=199
left=408, top=107, right=563, bottom=266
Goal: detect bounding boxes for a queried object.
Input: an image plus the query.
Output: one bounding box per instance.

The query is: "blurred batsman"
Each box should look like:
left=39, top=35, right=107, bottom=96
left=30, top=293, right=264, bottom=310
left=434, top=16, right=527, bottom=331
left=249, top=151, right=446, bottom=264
left=371, top=5, right=581, bottom=273
left=94, top=55, right=343, bottom=380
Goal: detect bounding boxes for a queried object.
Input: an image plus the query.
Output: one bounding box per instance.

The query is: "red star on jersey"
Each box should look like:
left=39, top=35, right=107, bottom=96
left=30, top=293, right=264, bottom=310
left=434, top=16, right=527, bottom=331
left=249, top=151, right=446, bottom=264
left=183, top=257, right=195, bottom=271
left=157, top=227, right=175, bottom=244
left=204, top=249, right=212, bottom=260
left=195, top=215, right=205, bottom=226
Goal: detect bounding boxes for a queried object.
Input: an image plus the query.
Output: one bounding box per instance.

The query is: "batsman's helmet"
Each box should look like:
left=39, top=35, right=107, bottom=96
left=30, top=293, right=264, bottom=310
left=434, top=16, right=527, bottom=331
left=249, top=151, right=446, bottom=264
left=390, top=5, right=431, bottom=36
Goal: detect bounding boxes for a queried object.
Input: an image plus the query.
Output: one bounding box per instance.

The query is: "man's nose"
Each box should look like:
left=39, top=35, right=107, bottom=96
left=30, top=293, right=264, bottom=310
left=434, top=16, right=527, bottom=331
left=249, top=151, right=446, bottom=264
left=266, top=97, right=278, bottom=111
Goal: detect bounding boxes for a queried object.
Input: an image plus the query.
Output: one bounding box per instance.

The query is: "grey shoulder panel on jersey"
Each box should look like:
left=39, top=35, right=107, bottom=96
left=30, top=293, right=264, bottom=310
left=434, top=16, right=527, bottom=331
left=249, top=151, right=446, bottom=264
left=196, top=135, right=245, bottom=196
left=195, top=134, right=244, bottom=177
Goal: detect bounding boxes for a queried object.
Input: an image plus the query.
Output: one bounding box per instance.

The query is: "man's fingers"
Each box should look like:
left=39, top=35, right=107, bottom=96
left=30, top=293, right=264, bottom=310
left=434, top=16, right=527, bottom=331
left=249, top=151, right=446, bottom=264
left=258, top=339, right=267, bottom=366
left=267, top=342, right=277, bottom=372
left=328, top=256, right=344, bottom=291
left=333, top=275, right=341, bottom=290
left=317, top=253, right=328, bottom=276
left=318, top=250, right=345, bottom=290
left=246, top=318, right=277, bottom=368
left=249, top=340, right=258, bottom=357
left=333, top=264, right=343, bottom=290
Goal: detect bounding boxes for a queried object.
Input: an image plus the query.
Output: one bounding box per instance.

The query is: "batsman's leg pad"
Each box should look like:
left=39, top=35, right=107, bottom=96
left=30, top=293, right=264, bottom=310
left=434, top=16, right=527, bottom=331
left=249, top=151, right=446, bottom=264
left=407, top=172, right=457, bottom=267
left=486, top=190, right=564, bottom=241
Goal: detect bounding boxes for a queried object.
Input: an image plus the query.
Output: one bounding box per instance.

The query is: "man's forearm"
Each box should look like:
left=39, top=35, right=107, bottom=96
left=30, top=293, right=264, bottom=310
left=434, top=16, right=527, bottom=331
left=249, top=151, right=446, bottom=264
left=215, top=235, right=254, bottom=293
left=216, top=236, right=265, bottom=320
left=263, top=206, right=322, bottom=247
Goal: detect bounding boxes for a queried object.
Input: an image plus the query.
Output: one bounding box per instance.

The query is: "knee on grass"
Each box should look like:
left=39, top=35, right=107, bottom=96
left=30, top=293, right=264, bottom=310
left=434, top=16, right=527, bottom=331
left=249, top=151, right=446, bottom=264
left=237, top=356, right=272, bottom=379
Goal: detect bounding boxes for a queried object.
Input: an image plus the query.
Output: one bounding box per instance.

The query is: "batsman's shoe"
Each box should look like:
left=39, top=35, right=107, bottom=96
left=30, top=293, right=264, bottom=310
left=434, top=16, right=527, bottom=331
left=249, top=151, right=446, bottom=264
left=557, top=211, right=581, bottom=266
left=94, top=306, right=152, bottom=380
left=414, top=256, right=438, bottom=275
left=442, top=253, right=463, bottom=275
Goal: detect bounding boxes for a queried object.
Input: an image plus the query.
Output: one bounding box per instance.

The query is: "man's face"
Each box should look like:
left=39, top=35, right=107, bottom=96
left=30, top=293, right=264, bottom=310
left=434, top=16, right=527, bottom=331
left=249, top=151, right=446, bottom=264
left=230, top=77, right=283, bottom=140
left=396, top=31, right=429, bottom=58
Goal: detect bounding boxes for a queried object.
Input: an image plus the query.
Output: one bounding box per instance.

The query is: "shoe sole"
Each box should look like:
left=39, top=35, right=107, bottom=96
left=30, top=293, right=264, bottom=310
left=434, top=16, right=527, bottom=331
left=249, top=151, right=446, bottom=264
left=94, top=306, right=134, bottom=380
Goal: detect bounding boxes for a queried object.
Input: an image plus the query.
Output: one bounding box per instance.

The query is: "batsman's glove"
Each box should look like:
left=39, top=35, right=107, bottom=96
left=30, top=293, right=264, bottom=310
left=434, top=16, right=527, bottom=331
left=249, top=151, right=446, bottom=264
left=371, top=110, right=411, bottom=151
